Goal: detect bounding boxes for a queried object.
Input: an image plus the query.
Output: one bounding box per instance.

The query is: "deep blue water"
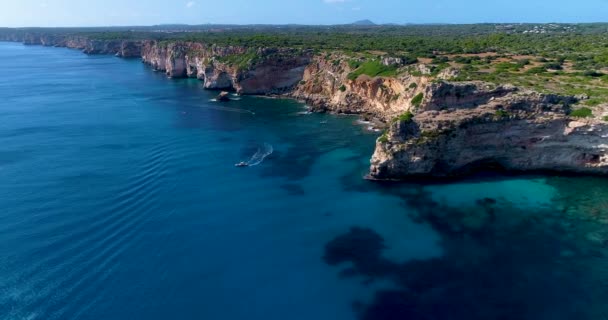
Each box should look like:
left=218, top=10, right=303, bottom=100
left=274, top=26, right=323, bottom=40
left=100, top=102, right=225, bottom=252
left=1, top=42, right=608, bottom=320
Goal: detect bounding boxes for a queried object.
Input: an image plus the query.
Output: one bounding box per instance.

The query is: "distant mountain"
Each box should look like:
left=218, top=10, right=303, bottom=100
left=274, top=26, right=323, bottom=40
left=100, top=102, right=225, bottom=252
left=351, top=20, right=376, bottom=26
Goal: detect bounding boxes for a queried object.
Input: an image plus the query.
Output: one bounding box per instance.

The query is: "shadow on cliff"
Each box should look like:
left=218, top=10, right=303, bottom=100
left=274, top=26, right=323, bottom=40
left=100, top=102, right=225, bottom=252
left=323, top=181, right=608, bottom=320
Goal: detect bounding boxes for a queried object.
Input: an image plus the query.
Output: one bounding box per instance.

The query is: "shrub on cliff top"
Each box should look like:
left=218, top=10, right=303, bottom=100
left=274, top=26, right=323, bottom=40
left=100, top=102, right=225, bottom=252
left=400, top=55, right=419, bottom=65
left=544, top=62, right=563, bottom=70
left=570, top=107, right=593, bottom=118
left=348, top=60, right=362, bottom=69
left=495, top=109, right=510, bottom=118
left=432, top=56, right=449, bottom=64
left=583, top=70, right=604, bottom=78
left=378, top=132, right=389, bottom=143
left=526, top=66, right=547, bottom=74
left=216, top=50, right=259, bottom=70
left=411, top=93, right=424, bottom=107
left=396, top=111, right=414, bottom=123
left=453, top=56, right=479, bottom=64
left=347, top=60, right=398, bottom=81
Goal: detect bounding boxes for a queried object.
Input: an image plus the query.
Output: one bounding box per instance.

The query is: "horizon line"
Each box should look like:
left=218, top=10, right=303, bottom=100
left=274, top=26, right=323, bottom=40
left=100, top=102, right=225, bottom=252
left=3, top=21, right=608, bottom=29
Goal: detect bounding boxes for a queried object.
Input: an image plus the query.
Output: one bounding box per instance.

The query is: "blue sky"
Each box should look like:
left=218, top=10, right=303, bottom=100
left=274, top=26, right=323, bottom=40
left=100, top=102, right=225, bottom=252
left=2, top=0, right=608, bottom=27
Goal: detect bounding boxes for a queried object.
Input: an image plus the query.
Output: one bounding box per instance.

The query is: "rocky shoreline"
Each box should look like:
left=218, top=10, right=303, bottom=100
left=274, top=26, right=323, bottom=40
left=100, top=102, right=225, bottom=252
left=370, top=82, right=608, bottom=179
left=3, top=33, right=608, bottom=180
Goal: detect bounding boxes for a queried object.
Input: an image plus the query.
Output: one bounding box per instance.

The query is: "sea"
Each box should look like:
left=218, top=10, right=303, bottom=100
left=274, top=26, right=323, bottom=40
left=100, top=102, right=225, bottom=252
left=1, top=41, right=607, bottom=320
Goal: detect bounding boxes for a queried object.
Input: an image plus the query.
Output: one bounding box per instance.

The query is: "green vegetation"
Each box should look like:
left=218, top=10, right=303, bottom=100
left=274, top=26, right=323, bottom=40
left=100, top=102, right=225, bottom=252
left=396, top=111, right=414, bottom=122
left=584, top=98, right=603, bottom=107
left=399, top=55, right=419, bottom=65
left=5, top=23, right=608, bottom=106
left=453, top=56, right=481, bottom=64
left=495, top=109, right=510, bottom=118
left=216, top=50, right=259, bottom=69
left=603, top=116, right=608, bottom=122
left=583, top=70, right=604, bottom=77
left=378, top=132, right=389, bottom=143
left=409, top=82, right=418, bottom=89
left=411, top=93, right=424, bottom=107
left=339, top=84, right=346, bottom=92
left=570, top=107, right=594, bottom=118
left=432, top=56, right=449, bottom=64
left=347, top=60, right=398, bottom=81
left=420, top=130, right=442, bottom=139
left=494, top=62, right=522, bottom=73
left=544, top=62, right=563, bottom=70
left=6, top=24, right=608, bottom=64
left=348, top=60, right=362, bottom=69
left=526, top=66, right=547, bottom=74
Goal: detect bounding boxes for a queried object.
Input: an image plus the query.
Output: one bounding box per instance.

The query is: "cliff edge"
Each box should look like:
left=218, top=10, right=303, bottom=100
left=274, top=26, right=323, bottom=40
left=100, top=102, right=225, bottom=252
left=369, top=81, right=608, bottom=179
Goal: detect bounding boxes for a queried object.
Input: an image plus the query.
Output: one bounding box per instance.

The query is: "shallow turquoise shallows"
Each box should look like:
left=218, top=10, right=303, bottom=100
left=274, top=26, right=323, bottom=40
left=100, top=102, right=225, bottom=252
left=1, top=42, right=608, bottom=320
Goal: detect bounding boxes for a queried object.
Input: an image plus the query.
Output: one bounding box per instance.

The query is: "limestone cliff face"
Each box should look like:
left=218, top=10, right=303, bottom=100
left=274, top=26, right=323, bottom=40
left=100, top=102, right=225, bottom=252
left=290, top=54, right=431, bottom=121
left=3, top=33, right=431, bottom=120
left=369, top=82, right=608, bottom=179
left=2, top=33, right=142, bottom=57
left=141, top=41, right=311, bottom=94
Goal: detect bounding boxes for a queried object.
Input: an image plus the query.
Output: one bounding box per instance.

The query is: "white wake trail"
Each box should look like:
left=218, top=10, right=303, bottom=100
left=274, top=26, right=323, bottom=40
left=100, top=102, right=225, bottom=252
left=246, top=143, right=274, bottom=166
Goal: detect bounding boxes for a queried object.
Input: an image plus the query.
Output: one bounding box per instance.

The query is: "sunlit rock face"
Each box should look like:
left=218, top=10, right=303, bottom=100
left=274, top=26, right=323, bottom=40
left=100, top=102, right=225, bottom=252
left=369, top=82, right=608, bottom=179
left=141, top=41, right=312, bottom=93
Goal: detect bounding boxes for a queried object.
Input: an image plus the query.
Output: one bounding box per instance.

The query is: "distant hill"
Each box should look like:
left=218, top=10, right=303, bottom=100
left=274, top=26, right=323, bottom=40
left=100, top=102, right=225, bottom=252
left=351, top=20, right=376, bottom=26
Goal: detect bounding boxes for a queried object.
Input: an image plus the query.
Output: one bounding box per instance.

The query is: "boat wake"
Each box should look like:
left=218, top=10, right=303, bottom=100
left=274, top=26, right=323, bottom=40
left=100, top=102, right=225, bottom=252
left=243, top=143, right=274, bottom=167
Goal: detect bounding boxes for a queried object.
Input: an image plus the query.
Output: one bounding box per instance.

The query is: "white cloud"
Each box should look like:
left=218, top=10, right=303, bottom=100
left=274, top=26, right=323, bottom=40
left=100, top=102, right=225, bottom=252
left=186, top=1, right=196, bottom=8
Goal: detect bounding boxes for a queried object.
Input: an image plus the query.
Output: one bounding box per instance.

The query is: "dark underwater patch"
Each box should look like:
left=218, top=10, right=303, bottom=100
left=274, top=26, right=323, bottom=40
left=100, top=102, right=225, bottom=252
left=323, top=185, right=608, bottom=320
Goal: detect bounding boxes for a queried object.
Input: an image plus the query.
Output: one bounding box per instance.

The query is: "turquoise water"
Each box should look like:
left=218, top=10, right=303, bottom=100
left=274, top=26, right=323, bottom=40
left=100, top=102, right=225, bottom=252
left=1, top=42, right=608, bottom=320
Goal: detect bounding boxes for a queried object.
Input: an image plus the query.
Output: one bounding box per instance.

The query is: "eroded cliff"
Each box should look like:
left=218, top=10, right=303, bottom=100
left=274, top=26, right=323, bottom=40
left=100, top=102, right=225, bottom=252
left=290, top=53, right=432, bottom=120
left=1, top=33, right=143, bottom=57
left=140, top=41, right=312, bottom=94
left=1, top=33, right=433, bottom=120
left=369, top=82, right=608, bottom=179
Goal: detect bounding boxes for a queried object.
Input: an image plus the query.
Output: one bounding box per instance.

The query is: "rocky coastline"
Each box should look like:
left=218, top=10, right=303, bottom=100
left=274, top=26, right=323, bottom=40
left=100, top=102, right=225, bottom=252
left=369, top=82, right=608, bottom=179
left=3, top=32, right=608, bottom=180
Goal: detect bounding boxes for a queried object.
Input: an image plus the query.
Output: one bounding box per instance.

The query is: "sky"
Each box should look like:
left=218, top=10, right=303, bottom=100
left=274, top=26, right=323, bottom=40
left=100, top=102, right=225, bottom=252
left=1, top=0, right=608, bottom=27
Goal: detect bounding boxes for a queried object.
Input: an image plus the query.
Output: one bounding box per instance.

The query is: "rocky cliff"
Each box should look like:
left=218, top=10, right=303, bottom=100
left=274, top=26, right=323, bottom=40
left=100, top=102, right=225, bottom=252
left=0, top=32, right=143, bottom=57
left=4, top=32, right=608, bottom=180
left=290, top=53, right=431, bottom=120
left=369, top=81, right=608, bottom=179
left=137, top=40, right=432, bottom=114
left=1, top=32, right=431, bottom=119
left=140, top=41, right=312, bottom=94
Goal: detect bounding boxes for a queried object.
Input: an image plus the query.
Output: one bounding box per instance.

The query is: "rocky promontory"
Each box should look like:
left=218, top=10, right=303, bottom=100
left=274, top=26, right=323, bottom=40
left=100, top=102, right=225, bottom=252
left=369, top=82, right=608, bottom=179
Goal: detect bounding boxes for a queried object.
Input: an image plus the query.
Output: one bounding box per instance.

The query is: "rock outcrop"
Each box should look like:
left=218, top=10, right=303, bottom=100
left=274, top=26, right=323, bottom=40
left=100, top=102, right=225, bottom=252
left=290, top=53, right=429, bottom=121
left=369, top=82, right=608, bottom=179
left=217, top=91, right=231, bottom=102
left=141, top=41, right=312, bottom=94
